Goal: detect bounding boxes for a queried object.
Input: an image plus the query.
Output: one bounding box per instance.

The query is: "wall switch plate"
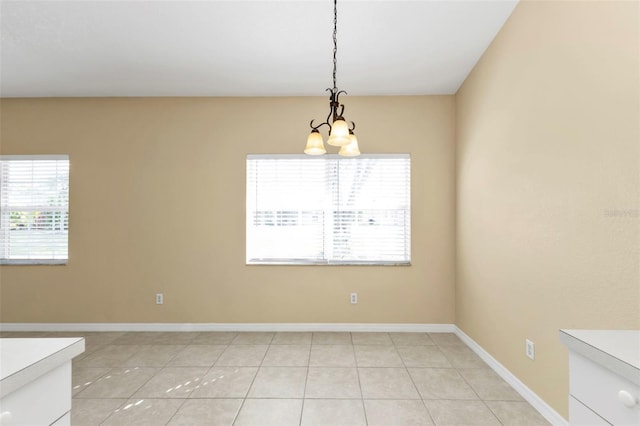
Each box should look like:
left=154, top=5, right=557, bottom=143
left=525, top=339, right=535, bottom=360
left=156, top=293, right=164, bottom=305
left=350, top=292, right=358, bottom=304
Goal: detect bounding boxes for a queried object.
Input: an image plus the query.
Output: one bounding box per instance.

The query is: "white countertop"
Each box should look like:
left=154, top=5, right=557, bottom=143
left=560, top=329, right=640, bottom=385
left=0, top=338, right=85, bottom=398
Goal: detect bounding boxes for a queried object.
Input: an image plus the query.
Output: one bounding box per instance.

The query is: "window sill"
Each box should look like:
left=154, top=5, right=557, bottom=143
left=0, top=260, right=68, bottom=265
left=247, top=260, right=411, bottom=266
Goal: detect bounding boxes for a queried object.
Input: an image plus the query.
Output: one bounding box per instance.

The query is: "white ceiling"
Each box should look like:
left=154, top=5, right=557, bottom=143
left=0, top=0, right=518, bottom=97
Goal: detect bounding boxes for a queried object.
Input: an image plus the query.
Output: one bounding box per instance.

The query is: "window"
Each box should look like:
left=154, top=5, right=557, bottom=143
left=246, top=154, right=410, bottom=265
left=0, top=155, right=70, bottom=264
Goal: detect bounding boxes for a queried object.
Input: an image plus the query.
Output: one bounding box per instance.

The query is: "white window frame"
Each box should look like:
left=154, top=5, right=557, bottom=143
left=246, top=154, right=411, bottom=265
left=0, top=155, right=70, bottom=265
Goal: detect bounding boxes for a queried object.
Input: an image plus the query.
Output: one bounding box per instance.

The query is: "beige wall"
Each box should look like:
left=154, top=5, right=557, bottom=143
left=0, top=96, right=457, bottom=324
left=456, top=0, right=639, bottom=418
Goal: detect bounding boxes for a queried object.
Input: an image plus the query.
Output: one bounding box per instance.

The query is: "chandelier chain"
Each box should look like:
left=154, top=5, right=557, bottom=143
left=332, top=0, right=337, bottom=92
left=304, top=0, right=360, bottom=156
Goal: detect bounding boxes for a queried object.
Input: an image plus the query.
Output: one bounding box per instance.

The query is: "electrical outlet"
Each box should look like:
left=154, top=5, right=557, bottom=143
left=156, top=293, right=164, bottom=305
left=525, top=339, right=535, bottom=360
left=350, top=292, right=358, bottom=304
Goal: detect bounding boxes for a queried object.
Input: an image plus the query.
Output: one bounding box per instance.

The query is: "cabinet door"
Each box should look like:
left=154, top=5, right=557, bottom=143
left=570, top=396, right=610, bottom=426
left=52, top=412, right=70, bottom=426
left=569, top=352, right=640, bottom=425
left=0, top=362, right=71, bottom=426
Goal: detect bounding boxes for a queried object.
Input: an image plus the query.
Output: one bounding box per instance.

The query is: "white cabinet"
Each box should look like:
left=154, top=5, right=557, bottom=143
left=561, top=330, right=640, bottom=426
left=569, top=396, right=609, bottom=425
left=51, top=413, right=70, bottom=426
left=0, top=338, right=84, bottom=426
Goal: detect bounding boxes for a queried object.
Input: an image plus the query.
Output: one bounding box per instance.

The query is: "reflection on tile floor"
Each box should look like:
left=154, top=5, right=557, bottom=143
left=1, top=331, right=551, bottom=425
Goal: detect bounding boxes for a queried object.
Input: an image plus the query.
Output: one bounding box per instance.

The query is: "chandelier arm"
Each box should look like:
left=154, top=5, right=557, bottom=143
left=334, top=90, right=347, bottom=103
left=325, top=107, right=335, bottom=131
left=349, top=121, right=356, bottom=132
left=310, top=119, right=331, bottom=132
left=325, top=88, right=336, bottom=126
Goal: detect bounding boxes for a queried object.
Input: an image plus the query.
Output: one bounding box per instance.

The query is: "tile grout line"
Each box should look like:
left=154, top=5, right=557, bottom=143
left=482, top=401, right=507, bottom=426
left=299, top=332, right=315, bottom=426
left=131, top=335, right=196, bottom=425
left=160, top=334, right=204, bottom=425
left=164, top=337, right=228, bottom=425
left=230, top=332, right=274, bottom=426
left=99, top=340, right=168, bottom=425
left=441, top=337, right=506, bottom=426
left=351, top=332, right=369, bottom=426
left=455, top=369, right=507, bottom=426
left=395, top=332, right=439, bottom=426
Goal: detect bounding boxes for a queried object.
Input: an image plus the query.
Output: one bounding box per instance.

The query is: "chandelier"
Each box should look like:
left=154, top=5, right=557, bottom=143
left=304, top=0, right=360, bottom=157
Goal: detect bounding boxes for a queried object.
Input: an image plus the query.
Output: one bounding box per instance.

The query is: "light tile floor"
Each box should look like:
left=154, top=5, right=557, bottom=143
left=1, top=331, right=551, bottom=426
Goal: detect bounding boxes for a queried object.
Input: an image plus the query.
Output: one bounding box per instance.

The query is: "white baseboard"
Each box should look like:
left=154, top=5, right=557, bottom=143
left=454, top=326, right=568, bottom=426
left=0, top=322, right=456, bottom=333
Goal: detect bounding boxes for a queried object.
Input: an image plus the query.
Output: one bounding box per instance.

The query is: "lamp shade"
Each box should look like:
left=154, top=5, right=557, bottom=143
left=304, top=130, right=326, bottom=155
left=339, top=133, right=361, bottom=157
left=327, top=118, right=351, bottom=146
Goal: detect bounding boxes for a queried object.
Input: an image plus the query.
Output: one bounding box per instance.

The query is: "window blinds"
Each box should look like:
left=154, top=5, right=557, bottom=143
left=0, top=155, right=70, bottom=264
left=246, top=154, right=410, bottom=265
